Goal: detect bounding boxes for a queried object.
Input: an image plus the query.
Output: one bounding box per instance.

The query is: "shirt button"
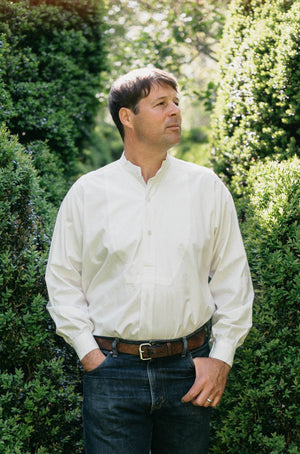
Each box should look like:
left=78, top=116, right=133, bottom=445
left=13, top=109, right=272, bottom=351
left=148, top=230, right=152, bottom=235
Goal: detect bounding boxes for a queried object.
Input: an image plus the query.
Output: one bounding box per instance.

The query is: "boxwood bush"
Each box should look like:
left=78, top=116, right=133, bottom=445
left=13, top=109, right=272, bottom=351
left=211, top=0, right=300, bottom=188
left=209, top=0, right=300, bottom=451
left=0, top=126, right=83, bottom=453
left=0, top=1, right=108, bottom=452
left=210, top=158, right=300, bottom=453
left=0, top=0, right=107, bottom=177
left=0, top=37, right=13, bottom=124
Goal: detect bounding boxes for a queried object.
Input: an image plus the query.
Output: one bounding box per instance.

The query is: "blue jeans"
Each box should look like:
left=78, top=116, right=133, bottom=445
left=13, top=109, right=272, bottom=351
left=83, top=339, right=211, bottom=454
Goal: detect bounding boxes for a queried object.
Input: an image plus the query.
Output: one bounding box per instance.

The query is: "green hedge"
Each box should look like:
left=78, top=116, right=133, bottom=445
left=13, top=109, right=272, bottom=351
left=77, top=113, right=123, bottom=175
left=210, top=158, right=300, bottom=453
left=0, top=0, right=107, bottom=177
left=0, top=37, right=13, bottom=124
left=25, top=140, right=67, bottom=206
left=211, top=0, right=300, bottom=188
left=209, top=0, right=300, bottom=451
left=0, top=1, right=108, bottom=451
left=172, top=126, right=211, bottom=167
left=0, top=126, right=83, bottom=453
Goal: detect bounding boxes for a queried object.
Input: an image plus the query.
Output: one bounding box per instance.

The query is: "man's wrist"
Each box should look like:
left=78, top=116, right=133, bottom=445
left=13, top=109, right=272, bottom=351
left=81, top=348, right=105, bottom=372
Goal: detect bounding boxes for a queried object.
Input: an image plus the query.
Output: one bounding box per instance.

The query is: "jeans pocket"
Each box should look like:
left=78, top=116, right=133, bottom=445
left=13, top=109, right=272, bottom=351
left=189, top=338, right=209, bottom=358
left=186, top=352, right=196, bottom=369
left=84, top=350, right=112, bottom=375
left=187, top=337, right=210, bottom=367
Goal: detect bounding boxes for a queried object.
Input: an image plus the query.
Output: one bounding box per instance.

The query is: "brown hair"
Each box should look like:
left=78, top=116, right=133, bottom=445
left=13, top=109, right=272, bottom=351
left=108, top=67, right=178, bottom=141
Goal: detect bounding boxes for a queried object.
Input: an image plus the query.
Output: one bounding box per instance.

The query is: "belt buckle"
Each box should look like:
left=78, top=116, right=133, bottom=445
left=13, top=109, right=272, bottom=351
left=139, top=342, right=152, bottom=360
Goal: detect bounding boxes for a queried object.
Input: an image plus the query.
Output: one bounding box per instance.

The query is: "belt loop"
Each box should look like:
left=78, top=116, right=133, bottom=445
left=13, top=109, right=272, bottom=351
left=181, top=336, right=188, bottom=357
left=112, top=338, right=119, bottom=357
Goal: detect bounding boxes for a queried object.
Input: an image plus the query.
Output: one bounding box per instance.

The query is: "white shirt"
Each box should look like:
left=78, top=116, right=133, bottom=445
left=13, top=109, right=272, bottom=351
left=46, top=153, right=253, bottom=366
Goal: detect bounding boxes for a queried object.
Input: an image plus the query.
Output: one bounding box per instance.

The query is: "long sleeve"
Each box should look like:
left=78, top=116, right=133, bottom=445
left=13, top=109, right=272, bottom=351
left=208, top=180, right=254, bottom=366
left=45, top=183, right=99, bottom=360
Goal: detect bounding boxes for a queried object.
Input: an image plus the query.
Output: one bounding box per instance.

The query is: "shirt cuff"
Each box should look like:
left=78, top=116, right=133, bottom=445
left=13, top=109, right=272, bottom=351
left=209, top=338, right=236, bottom=367
left=71, top=330, right=100, bottom=361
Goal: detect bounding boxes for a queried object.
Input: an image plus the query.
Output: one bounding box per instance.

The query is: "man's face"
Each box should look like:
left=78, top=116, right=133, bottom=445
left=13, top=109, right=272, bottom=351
left=130, top=83, right=182, bottom=152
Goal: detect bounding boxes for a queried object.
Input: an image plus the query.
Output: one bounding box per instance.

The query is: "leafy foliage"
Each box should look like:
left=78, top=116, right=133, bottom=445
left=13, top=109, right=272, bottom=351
left=0, top=126, right=83, bottom=453
left=209, top=1, right=300, bottom=451
left=211, top=0, right=300, bottom=187
left=210, top=158, right=300, bottom=453
left=24, top=140, right=67, bottom=206
left=0, top=37, right=14, bottom=124
left=0, top=0, right=107, bottom=177
left=76, top=110, right=124, bottom=176
left=100, top=0, right=229, bottom=98
left=0, top=1, right=108, bottom=452
left=171, top=126, right=211, bottom=167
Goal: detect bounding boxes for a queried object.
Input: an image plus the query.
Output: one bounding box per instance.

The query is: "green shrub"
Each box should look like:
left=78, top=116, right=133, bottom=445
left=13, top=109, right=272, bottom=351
left=0, top=125, right=83, bottom=453
left=76, top=112, right=123, bottom=176
left=24, top=140, right=67, bottom=206
left=0, top=0, right=107, bottom=177
left=211, top=0, right=300, bottom=188
left=0, top=36, right=14, bottom=124
left=172, top=126, right=211, bottom=167
left=0, top=2, right=109, bottom=451
left=0, top=2, right=108, bottom=451
left=210, top=157, right=300, bottom=453
left=209, top=1, right=300, bottom=451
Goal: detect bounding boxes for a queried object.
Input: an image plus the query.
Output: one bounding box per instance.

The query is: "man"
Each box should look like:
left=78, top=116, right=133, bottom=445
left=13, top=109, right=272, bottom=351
left=46, top=67, right=253, bottom=454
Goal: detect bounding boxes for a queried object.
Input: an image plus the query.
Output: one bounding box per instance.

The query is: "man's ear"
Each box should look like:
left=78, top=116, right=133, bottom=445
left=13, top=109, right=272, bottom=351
left=119, top=107, right=134, bottom=129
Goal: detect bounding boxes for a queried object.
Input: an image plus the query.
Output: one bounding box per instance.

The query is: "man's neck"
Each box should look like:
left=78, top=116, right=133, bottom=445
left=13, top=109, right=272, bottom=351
left=124, top=145, right=168, bottom=183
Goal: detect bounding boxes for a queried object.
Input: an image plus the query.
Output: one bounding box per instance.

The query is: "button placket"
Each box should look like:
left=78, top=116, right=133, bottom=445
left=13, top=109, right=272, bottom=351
left=138, top=185, right=156, bottom=336
left=142, top=185, right=155, bottom=280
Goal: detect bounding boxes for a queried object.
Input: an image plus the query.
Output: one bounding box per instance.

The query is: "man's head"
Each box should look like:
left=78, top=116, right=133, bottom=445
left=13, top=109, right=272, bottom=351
left=108, top=67, right=179, bottom=141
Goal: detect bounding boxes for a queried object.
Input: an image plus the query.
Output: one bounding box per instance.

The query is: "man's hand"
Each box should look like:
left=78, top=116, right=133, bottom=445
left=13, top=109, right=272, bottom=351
left=181, top=357, right=231, bottom=407
left=81, top=348, right=106, bottom=372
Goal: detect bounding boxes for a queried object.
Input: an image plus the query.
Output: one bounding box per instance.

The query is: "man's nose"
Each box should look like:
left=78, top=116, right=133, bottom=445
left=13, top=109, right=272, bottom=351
left=169, top=102, right=181, bottom=116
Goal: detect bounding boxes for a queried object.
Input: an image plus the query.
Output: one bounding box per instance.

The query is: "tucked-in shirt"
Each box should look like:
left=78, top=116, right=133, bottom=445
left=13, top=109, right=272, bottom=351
left=45, top=153, right=253, bottom=366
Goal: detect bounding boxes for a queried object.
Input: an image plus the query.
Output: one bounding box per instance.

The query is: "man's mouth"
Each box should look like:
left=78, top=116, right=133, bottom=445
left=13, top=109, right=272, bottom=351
left=166, top=123, right=181, bottom=130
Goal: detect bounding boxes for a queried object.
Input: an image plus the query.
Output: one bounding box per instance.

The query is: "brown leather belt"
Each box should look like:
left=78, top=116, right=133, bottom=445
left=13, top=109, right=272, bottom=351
left=94, top=327, right=206, bottom=360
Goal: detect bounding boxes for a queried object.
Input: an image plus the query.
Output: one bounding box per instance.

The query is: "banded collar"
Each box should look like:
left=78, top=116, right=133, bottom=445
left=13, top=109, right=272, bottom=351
left=119, top=152, right=171, bottom=183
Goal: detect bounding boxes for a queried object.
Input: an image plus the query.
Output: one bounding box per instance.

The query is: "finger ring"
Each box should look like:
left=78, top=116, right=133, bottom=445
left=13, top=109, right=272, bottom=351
left=207, top=398, right=213, bottom=403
